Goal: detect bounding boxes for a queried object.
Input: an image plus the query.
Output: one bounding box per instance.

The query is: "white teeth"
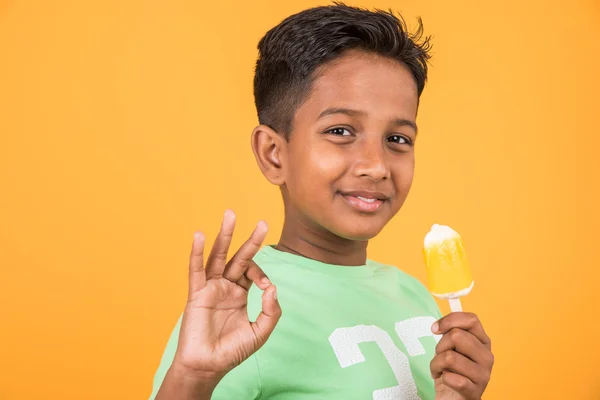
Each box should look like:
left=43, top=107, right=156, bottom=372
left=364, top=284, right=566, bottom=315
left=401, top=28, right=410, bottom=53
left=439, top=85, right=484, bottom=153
left=357, top=196, right=376, bottom=203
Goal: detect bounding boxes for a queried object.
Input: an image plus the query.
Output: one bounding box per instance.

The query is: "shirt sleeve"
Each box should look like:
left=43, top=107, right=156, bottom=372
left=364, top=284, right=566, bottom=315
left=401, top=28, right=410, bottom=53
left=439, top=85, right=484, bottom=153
left=148, top=314, right=262, bottom=400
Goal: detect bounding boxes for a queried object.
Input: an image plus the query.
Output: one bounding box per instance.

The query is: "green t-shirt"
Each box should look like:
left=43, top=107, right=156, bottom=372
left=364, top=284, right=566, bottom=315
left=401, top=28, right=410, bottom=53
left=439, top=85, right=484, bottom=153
left=150, top=246, right=442, bottom=400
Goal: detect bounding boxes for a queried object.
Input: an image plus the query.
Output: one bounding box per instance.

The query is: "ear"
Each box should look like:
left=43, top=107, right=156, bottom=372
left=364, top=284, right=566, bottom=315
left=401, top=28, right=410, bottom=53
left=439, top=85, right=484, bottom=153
left=251, top=125, right=287, bottom=186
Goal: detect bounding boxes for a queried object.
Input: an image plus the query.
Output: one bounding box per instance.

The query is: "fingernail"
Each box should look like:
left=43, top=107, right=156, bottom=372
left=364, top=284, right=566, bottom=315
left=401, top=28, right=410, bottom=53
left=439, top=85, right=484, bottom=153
left=431, top=322, right=439, bottom=333
left=257, top=220, right=268, bottom=232
left=272, top=287, right=277, bottom=300
left=261, top=277, right=271, bottom=285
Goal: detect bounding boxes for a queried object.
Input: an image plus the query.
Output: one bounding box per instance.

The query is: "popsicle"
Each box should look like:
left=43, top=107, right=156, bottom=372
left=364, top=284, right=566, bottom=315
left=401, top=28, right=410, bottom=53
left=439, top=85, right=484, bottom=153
left=423, top=224, right=474, bottom=312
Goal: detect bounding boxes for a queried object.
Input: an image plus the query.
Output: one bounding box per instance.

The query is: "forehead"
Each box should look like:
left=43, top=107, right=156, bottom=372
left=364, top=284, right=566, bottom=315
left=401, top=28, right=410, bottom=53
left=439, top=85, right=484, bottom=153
left=297, top=50, right=419, bottom=121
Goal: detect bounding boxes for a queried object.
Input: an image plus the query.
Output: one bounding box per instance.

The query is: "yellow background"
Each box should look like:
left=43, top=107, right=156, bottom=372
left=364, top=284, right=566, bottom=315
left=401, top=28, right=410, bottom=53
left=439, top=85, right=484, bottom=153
left=1, top=0, right=599, bottom=399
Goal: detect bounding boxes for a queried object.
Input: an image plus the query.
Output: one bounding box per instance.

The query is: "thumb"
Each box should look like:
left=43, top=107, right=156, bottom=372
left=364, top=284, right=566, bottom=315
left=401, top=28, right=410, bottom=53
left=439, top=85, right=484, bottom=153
left=250, top=285, right=282, bottom=348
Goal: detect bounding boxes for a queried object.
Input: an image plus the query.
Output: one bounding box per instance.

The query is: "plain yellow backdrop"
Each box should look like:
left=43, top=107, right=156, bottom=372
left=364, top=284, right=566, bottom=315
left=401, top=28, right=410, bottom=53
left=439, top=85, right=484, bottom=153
left=1, top=0, right=599, bottom=399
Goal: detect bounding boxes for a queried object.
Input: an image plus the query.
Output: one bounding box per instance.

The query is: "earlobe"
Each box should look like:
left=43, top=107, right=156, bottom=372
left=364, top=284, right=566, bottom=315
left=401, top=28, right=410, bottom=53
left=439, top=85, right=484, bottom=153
left=251, top=125, right=286, bottom=185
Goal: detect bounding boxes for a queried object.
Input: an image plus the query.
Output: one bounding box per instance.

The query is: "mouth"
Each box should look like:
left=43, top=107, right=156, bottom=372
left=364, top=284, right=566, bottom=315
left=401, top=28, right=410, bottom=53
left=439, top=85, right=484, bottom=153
left=338, top=190, right=389, bottom=213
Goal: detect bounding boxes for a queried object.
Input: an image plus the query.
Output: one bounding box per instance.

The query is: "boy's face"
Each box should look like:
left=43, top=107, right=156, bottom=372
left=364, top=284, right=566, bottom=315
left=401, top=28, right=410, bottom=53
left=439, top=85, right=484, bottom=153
left=275, top=50, right=419, bottom=241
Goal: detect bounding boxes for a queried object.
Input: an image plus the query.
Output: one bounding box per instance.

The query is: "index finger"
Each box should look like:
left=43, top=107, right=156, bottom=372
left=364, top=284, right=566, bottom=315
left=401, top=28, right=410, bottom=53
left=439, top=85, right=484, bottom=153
left=243, top=260, right=272, bottom=291
left=432, top=312, right=491, bottom=349
left=223, top=220, right=268, bottom=284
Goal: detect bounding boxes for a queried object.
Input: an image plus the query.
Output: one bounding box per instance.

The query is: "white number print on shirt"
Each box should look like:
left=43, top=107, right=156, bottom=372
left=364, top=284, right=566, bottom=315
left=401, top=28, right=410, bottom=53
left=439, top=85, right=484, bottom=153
left=328, top=316, right=442, bottom=400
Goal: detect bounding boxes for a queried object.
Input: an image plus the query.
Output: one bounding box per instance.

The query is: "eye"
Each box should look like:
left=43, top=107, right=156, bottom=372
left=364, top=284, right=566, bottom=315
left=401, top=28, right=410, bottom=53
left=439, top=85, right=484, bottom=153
left=387, top=135, right=412, bottom=145
left=325, top=127, right=352, bottom=136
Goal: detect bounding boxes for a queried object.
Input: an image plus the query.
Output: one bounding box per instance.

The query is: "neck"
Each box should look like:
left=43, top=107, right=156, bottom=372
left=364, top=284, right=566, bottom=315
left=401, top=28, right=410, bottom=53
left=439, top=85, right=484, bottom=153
left=276, top=210, right=369, bottom=266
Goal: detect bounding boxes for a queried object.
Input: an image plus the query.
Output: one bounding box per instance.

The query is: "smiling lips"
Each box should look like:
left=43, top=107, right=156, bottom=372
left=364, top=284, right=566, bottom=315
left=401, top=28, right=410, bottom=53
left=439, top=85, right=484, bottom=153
left=339, top=190, right=389, bottom=213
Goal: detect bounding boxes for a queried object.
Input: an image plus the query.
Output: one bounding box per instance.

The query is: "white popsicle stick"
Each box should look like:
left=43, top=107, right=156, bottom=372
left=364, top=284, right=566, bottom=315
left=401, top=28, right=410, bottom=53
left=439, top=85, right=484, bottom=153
left=448, top=298, right=463, bottom=312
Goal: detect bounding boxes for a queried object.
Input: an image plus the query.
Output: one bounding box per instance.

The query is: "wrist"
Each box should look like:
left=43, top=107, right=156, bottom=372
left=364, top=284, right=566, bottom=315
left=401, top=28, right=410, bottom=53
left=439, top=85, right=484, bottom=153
left=162, top=361, right=223, bottom=398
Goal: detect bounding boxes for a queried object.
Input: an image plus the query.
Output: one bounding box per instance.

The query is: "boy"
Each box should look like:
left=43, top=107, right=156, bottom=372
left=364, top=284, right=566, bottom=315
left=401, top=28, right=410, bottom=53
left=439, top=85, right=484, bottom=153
left=150, top=4, right=494, bottom=400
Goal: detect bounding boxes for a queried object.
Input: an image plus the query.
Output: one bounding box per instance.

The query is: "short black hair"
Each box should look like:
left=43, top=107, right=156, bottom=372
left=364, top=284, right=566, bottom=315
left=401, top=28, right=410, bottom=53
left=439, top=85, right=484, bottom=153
left=253, top=2, right=432, bottom=138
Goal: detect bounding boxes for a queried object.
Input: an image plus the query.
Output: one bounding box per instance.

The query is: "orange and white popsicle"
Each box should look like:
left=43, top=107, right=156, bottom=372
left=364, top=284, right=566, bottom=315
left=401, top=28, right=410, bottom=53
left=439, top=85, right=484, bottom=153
left=423, top=224, right=474, bottom=312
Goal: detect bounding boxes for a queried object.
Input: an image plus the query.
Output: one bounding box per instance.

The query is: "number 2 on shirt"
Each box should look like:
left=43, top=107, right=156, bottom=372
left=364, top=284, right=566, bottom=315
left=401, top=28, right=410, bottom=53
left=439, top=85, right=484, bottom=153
left=328, top=316, right=441, bottom=400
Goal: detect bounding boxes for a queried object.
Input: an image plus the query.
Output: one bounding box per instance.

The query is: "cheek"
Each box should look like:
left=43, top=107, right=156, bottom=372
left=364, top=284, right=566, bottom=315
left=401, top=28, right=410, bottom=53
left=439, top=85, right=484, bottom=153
left=289, top=144, right=347, bottom=190
left=307, top=144, right=348, bottom=176
left=392, top=157, right=415, bottom=194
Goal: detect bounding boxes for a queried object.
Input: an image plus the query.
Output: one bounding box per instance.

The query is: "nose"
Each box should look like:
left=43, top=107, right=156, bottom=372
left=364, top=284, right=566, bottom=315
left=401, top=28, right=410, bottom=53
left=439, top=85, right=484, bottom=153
left=353, top=140, right=390, bottom=181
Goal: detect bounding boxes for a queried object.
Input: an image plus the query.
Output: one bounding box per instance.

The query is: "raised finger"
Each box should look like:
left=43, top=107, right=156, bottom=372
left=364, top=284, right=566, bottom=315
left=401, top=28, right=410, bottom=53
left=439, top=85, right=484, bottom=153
left=223, top=220, right=268, bottom=283
left=188, top=232, right=206, bottom=299
left=205, top=209, right=236, bottom=279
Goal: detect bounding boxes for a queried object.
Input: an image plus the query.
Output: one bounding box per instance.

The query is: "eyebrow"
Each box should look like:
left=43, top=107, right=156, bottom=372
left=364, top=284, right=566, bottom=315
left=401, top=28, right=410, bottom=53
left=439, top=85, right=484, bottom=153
left=316, top=107, right=418, bottom=133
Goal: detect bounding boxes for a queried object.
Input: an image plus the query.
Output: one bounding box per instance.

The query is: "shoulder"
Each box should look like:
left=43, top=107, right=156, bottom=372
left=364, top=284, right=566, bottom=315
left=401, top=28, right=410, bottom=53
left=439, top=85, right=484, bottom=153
left=370, top=259, right=428, bottom=291
left=370, top=259, right=442, bottom=318
left=252, top=246, right=276, bottom=269
left=251, top=245, right=311, bottom=281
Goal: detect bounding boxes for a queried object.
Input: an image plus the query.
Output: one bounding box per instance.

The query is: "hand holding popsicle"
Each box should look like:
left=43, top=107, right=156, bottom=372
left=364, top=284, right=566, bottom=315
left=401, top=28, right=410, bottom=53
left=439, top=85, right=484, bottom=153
left=431, top=312, right=494, bottom=400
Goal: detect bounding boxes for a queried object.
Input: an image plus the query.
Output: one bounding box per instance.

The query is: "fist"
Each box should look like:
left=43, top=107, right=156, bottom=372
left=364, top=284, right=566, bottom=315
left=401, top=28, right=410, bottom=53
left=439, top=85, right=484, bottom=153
left=431, top=312, right=494, bottom=400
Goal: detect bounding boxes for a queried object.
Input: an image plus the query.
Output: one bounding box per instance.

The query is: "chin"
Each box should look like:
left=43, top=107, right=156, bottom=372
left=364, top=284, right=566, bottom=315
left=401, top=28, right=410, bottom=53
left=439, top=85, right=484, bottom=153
left=331, top=221, right=386, bottom=242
